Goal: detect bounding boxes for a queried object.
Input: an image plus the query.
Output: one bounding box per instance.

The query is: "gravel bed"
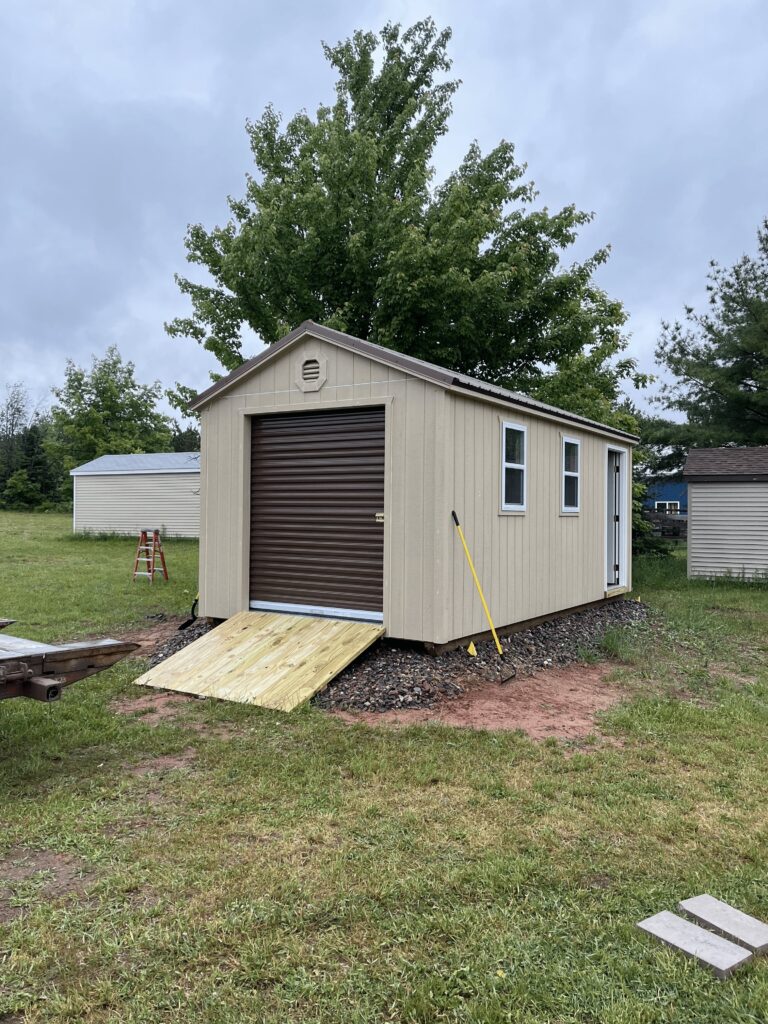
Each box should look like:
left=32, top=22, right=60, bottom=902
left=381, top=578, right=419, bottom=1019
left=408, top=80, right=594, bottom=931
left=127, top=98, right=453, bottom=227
left=313, top=599, right=649, bottom=712
left=146, top=600, right=649, bottom=712
left=147, top=618, right=213, bottom=668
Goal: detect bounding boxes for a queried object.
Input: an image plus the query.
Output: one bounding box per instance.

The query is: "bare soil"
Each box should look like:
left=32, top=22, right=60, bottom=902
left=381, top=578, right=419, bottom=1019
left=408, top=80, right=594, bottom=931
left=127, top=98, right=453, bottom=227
left=0, top=847, right=91, bottom=923
left=117, top=616, right=186, bottom=658
left=112, top=690, right=196, bottom=725
left=112, top=689, right=238, bottom=737
left=334, top=661, right=623, bottom=740
left=126, top=747, right=198, bottom=776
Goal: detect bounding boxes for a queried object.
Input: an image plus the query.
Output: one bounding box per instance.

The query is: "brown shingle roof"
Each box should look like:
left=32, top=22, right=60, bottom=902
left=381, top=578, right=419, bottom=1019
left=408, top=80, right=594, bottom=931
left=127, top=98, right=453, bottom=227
left=683, top=447, right=768, bottom=482
left=189, top=320, right=639, bottom=442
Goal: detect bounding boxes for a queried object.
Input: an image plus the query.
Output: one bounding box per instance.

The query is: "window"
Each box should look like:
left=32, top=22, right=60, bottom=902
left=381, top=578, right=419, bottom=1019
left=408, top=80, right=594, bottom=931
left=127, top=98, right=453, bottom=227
left=501, top=422, right=526, bottom=511
left=561, top=437, right=580, bottom=512
left=655, top=501, right=680, bottom=514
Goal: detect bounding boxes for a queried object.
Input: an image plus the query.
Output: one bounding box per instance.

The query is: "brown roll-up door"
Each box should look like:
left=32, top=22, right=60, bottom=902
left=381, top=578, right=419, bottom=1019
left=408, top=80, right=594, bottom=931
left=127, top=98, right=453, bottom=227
left=250, top=406, right=385, bottom=616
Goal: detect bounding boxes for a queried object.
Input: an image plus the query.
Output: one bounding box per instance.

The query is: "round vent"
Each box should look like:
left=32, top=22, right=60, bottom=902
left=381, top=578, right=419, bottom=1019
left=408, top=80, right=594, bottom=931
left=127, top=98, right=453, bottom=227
left=302, top=358, right=321, bottom=382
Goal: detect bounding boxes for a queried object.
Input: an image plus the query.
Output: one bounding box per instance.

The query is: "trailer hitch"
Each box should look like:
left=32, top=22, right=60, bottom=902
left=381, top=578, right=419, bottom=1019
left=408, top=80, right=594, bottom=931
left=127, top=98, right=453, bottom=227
left=0, top=662, right=61, bottom=701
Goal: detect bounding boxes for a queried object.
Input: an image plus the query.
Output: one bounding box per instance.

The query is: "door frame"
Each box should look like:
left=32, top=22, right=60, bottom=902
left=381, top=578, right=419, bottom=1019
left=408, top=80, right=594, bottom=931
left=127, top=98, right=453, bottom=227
left=244, top=400, right=390, bottom=624
left=605, top=444, right=630, bottom=591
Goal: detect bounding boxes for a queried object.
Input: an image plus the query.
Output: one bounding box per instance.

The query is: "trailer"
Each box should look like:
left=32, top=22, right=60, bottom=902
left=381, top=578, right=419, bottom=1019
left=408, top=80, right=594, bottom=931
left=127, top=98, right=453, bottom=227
left=0, top=621, right=138, bottom=702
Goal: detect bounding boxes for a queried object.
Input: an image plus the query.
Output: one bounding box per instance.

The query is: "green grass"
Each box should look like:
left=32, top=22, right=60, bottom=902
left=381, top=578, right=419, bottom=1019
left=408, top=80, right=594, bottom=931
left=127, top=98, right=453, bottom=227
left=2, top=518, right=768, bottom=1022
left=0, top=511, right=198, bottom=641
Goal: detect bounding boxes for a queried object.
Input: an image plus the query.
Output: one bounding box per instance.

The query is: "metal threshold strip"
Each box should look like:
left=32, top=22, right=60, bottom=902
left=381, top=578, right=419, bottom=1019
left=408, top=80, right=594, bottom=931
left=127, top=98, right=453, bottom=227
left=249, top=599, right=384, bottom=624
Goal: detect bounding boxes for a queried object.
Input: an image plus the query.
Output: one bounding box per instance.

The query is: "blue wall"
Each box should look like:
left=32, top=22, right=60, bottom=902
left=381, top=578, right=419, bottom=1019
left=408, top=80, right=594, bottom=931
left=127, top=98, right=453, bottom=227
left=644, top=480, right=688, bottom=512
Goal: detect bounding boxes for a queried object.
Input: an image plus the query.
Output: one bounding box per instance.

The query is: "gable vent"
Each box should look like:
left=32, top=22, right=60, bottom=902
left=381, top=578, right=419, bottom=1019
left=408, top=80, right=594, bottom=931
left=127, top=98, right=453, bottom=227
left=302, top=358, right=321, bottom=382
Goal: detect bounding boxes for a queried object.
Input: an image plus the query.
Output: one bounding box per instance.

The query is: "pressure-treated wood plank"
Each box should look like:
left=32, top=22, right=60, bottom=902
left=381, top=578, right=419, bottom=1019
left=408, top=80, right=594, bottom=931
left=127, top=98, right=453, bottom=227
left=134, top=611, right=384, bottom=711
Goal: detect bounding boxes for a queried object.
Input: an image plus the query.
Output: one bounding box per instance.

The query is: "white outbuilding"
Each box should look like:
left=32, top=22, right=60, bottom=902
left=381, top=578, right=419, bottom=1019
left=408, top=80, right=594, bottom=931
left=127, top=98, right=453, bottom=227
left=70, top=452, right=200, bottom=538
left=683, top=447, right=768, bottom=580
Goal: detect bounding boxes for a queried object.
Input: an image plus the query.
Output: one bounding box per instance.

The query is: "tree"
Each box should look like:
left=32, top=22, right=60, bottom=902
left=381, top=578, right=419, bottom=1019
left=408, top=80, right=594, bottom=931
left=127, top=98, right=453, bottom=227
left=171, top=422, right=200, bottom=452
left=168, top=19, right=632, bottom=404
left=48, top=346, right=173, bottom=472
left=655, top=218, right=768, bottom=449
left=0, top=383, right=30, bottom=483
left=3, top=469, right=42, bottom=509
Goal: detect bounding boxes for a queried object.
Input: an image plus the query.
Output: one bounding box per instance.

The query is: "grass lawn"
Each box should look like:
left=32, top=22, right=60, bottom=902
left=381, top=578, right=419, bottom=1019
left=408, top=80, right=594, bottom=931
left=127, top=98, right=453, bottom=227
left=0, top=511, right=198, bottom=642
left=2, top=518, right=768, bottom=1022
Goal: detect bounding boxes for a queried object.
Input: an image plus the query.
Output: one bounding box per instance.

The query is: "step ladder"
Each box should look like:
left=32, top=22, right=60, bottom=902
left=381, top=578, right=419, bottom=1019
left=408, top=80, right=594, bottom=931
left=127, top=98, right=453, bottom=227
left=132, top=530, right=169, bottom=583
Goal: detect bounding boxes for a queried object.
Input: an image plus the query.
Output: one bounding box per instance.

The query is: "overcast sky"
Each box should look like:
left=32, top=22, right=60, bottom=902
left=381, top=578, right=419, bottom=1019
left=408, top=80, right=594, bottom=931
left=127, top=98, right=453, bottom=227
left=1, top=0, right=766, bottom=419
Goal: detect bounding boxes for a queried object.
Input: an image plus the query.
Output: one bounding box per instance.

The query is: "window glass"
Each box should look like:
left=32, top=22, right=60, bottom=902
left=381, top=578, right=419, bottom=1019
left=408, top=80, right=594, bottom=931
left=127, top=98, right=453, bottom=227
left=505, top=428, right=524, bottom=466
left=505, top=467, right=524, bottom=508
left=501, top=423, right=526, bottom=510
left=564, top=441, right=579, bottom=474
left=564, top=474, right=578, bottom=509
left=562, top=437, right=580, bottom=511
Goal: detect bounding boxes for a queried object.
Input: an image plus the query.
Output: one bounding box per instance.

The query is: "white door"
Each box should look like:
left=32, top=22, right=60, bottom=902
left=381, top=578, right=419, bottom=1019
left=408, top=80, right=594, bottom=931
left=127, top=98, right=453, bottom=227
left=606, top=449, right=625, bottom=587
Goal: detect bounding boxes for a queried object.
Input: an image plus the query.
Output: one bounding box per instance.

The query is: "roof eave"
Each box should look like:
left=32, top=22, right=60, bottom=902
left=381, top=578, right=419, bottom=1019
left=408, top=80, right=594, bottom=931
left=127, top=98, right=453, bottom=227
left=684, top=474, right=768, bottom=483
left=189, top=320, right=639, bottom=443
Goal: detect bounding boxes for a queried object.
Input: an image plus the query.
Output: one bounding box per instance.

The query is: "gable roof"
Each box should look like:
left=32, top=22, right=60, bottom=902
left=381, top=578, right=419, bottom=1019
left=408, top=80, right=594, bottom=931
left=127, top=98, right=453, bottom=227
left=190, top=320, right=639, bottom=443
left=683, top=447, right=768, bottom=482
left=70, top=452, right=200, bottom=476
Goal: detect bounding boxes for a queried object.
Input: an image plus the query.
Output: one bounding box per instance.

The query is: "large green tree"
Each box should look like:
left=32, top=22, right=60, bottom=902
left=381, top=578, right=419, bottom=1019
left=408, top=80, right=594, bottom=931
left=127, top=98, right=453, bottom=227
left=48, top=346, right=173, bottom=471
left=655, top=218, right=768, bottom=448
left=168, top=19, right=638, bottom=411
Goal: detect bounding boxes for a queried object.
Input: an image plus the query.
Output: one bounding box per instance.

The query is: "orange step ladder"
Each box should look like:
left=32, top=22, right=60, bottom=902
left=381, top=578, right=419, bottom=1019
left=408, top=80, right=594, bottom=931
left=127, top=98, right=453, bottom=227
left=132, top=530, right=169, bottom=583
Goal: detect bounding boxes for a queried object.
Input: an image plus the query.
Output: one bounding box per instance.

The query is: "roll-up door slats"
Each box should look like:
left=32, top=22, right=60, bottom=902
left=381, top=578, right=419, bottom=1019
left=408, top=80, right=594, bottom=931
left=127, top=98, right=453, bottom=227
left=250, top=407, right=385, bottom=613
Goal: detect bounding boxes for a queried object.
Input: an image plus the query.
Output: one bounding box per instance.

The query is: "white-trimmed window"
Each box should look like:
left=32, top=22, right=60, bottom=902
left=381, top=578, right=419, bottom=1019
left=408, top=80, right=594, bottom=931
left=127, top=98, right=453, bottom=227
left=501, top=422, right=527, bottom=511
left=655, top=501, right=680, bottom=514
left=561, top=437, right=580, bottom=512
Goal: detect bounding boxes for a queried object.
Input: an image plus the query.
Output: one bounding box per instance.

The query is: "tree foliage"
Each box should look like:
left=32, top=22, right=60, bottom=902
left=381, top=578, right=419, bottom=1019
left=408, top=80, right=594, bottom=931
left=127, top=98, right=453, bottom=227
left=0, top=384, right=64, bottom=508
left=168, top=19, right=638, bottom=410
left=48, top=346, right=174, bottom=472
left=655, top=218, right=768, bottom=449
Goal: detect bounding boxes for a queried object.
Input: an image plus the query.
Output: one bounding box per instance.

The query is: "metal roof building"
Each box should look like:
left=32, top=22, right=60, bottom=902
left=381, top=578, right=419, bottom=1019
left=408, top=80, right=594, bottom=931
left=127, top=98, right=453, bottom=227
left=70, top=452, right=200, bottom=537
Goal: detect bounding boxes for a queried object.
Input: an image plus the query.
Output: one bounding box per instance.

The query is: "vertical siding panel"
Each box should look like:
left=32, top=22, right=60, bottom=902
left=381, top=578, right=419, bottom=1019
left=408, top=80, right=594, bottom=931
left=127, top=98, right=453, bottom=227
left=402, top=381, right=425, bottom=638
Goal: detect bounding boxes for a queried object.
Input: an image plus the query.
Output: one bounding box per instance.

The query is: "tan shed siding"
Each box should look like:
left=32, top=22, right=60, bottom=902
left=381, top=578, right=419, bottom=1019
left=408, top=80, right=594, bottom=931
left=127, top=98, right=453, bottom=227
left=73, top=473, right=199, bottom=537
left=198, top=338, right=443, bottom=639
left=439, top=395, right=631, bottom=643
left=688, top=482, right=768, bottom=579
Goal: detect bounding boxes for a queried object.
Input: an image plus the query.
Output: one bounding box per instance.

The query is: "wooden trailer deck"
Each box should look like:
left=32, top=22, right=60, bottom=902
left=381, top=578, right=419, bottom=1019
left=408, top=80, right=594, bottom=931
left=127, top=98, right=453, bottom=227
left=135, top=611, right=385, bottom=711
left=0, top=632, right=139, bottom=701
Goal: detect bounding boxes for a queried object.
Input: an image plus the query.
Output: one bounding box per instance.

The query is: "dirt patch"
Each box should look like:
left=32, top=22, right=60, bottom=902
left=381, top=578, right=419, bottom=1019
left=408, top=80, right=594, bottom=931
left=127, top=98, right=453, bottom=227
left=126, top=747, right=198, bottom=777
left=0, top=847, right=91, bottom=923
left=334, top=662, right=623, bottom=740
left=112, top=689, right=196, bottom=725
left=112, top=689, right=239, bottom=738
left=117, top=616, right=186, bottom=658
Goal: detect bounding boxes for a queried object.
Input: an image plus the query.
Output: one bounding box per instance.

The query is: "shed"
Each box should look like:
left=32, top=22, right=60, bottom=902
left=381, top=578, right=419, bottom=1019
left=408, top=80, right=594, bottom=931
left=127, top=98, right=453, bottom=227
left=683, top=447, right=768, bottom=579
left=192, top=321, right=638, bottom=648
left=71, top=452, right=200, bottom=538
left=644, top=479, right=688, bottom=515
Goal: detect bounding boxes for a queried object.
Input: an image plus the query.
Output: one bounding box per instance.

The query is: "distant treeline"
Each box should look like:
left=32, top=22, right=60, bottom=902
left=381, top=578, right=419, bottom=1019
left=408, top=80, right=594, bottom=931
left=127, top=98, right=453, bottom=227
left=0, top=348, right=198, bottom=511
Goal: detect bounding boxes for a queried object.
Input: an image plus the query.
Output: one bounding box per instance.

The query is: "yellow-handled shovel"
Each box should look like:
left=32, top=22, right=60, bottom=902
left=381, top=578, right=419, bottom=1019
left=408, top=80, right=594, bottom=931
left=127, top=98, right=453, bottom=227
left=451, top=510, right=503, bottom=657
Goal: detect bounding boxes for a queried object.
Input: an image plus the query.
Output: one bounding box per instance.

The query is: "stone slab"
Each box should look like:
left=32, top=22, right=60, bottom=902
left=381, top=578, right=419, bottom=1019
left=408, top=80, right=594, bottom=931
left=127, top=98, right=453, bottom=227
left=637, top=910, right=753, bottom=979
left=679, top=895, right=768, bottom=954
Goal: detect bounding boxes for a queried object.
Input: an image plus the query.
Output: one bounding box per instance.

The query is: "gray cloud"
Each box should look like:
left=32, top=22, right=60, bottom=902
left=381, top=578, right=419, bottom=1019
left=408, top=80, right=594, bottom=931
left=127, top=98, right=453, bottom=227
left=1, top=0, right=766, bottom=417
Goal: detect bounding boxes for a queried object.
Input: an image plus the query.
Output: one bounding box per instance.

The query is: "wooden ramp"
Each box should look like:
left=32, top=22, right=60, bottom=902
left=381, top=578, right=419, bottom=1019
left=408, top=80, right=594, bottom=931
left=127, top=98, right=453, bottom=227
left=134, top=611, right=384, bottom=711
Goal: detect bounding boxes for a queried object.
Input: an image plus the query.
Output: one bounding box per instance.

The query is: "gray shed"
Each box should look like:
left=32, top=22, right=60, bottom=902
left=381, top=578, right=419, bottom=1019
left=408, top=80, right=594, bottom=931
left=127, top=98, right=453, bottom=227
left=71, top=452, right=200, bottom=538
left=683, top=447, right=768, bottom=579
left=191, top=322, right=638, bottom=647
